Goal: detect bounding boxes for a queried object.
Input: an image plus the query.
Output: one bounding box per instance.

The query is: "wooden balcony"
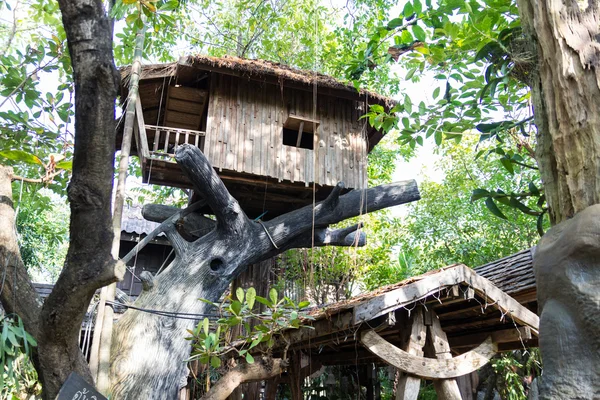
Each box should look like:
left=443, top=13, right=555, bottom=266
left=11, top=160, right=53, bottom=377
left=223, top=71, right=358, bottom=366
left=146, top=125, right=205, bottom=160
left=131, top=101, right=333, bottom=220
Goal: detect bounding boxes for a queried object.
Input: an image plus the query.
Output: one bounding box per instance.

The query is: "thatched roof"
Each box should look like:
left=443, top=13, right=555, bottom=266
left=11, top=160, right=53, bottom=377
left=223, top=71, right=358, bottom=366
left=121, top=55, right=394, bottom=106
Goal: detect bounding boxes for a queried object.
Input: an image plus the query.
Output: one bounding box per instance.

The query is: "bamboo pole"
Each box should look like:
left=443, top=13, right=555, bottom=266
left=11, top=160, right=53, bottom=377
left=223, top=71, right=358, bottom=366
left=88, top=25, right=146, bottom=394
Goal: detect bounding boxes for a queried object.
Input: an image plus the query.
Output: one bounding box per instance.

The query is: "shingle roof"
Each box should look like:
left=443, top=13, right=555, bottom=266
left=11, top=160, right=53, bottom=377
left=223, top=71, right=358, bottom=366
left=474, top=248, right=536, bottom=297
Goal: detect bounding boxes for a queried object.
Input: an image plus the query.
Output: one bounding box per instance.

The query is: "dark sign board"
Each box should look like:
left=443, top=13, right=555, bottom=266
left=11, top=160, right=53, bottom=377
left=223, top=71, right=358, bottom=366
left=55, top=372, right=107, bottom=400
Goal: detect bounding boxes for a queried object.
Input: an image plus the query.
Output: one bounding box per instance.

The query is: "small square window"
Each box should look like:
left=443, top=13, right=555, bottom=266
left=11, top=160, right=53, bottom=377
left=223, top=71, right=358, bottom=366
left=282, top=128, right=314, bottom=150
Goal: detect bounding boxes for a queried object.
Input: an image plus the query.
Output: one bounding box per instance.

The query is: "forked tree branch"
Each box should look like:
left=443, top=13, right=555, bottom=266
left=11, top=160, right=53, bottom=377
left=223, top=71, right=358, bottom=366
left=0, top=166, right=43, bottom=338
left=176, top=145, right=248, bottom=234
left=170, top=141, right=419, bottom=282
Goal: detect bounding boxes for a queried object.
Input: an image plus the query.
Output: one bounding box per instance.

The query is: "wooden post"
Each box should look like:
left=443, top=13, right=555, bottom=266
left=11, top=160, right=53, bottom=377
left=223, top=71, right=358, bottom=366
left=366, top=365, right=374, bottom=400
left=89, top=24, right=147, bottom=393
left=264, top=377, right=280, bottom=400
left=395, top=307, right=426, bottom=400
left=427, top=310, right=463, bottom=400
left=287, top=352, right=303, bottom=400
left=296, top=121, right=305, bottom=148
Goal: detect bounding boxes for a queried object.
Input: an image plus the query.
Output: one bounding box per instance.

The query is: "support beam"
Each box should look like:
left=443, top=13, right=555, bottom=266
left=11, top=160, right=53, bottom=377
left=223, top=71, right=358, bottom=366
left=296, top=121, right=304, bottom=148
left=427, top=310, right=463, bottom=400
left=449, top=326, right=532, bottom=350
left=354, top=267, right=466, bottom=324
left=360, top=330, right=497, bottom=379
left=395, top=308, right=425, bottom=400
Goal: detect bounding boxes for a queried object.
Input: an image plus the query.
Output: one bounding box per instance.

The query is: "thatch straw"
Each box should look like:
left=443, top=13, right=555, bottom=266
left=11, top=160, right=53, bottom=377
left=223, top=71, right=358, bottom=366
left=121, top=54, right=394, bottom=106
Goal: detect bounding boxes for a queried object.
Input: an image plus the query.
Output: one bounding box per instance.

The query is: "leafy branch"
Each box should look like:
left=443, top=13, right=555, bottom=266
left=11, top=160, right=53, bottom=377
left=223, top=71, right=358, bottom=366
left=187, top=287, right=313, bottom=368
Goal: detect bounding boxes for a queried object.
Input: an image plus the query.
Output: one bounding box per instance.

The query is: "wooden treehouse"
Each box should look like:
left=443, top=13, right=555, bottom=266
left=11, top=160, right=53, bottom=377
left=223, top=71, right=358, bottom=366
left=119, top=55, right=394, bottom=219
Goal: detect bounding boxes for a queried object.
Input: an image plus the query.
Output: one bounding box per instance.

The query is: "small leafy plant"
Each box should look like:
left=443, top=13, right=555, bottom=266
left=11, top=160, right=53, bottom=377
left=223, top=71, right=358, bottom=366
left=187, top=287, right=313, bottom=367
left=1, top=315, right=40, bottom=398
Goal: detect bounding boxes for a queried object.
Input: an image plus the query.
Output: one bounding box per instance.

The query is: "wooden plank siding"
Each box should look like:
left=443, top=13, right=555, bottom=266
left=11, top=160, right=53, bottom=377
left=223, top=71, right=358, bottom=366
left=204, top=74, right=368, bottom=189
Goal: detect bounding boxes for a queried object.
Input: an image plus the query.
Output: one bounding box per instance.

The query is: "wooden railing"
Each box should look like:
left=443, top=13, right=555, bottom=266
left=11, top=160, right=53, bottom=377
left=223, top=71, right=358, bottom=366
left=146, top=125, right=206, bottom=160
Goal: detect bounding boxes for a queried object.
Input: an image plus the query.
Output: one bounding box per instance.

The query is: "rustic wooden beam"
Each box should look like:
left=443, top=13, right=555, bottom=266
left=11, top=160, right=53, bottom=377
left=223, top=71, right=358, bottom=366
left=354, top=265, right=540, bottom=334
left=395, top=308, right=425, bottom=400
left=461, top=266, right=539, bottom=332
left=448, top=327, right=532, bottom=350
left=296, top=121, right=304, bottom=148
left=360, top=330, right=497, bottom=380
left=135, top=98, right=150, bottom=160
left=353, top=266, right=466, bottom=324
left=427, top=310, right=463, bottom=400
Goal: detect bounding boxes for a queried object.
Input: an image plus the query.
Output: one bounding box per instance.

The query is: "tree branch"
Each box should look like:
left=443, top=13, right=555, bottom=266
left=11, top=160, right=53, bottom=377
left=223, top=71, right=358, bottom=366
left=0, top=166, right=43, bottom=338
left=278, top=224, right=366, bottom=251
left=176, top=145, right=248, bottom=234
left=201, top=358, right=288, bottom=400
left=142, top=203, right=215, bottom=240
left=121, top=201, right=207, bottom=264
left=261, top=180, right=419, bottom=251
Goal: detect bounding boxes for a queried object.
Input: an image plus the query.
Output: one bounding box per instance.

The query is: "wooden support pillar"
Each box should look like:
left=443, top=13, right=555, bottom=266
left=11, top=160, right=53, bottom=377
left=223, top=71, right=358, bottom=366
left=287, top=352, right=303, bottom=400
left=264, top=377, right=280, bottom=400
left=366, top=365, right=374, bottom=400
left=427, top=310, right=463, bottom=400
left=296, top=121, right=305, bottom=148
left=396, top=308, right=426, bottom=400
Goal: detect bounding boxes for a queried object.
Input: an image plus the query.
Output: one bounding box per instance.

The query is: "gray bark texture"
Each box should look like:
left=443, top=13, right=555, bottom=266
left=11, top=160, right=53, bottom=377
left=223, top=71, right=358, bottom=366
left=533, top=206, right=600, bottom=399
left=108, top=144, right=420, bottom=399
left=515, top=0, right=600, bottom=397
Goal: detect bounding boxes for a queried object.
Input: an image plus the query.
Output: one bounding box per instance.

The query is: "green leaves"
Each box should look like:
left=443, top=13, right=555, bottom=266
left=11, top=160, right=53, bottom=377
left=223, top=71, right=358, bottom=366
left=412, top=25, right=427, bottom=41
left=246, top=287, right=256, bottom=310
left=0, top=150, right=43, bottom=166
left=190, top=288, right=312, bottom=369
left=268, top=288, right=278, bottom=305
left=0, top=316, right=38, bottom=396
left=472, top=183, right=545, bottom=225
left=485, top=197, right=507, bottom=219
left=387, top=18, right=404, bottom=30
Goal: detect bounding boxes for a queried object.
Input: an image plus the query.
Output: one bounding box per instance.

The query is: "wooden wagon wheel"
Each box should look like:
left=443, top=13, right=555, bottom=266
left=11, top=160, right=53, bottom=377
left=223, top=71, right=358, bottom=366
left=360, top=307, right=498, bottom=400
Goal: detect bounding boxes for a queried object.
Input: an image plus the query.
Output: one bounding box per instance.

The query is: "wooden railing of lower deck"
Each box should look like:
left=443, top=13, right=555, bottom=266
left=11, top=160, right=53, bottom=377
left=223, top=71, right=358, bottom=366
left=132, top=99, right=206, bottom=165
left=146, top=125, right=206, bottom=160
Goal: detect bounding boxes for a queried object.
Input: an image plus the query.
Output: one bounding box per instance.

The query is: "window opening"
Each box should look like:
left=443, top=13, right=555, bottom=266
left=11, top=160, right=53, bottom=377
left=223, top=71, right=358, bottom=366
left=282, top=127, right=314, bottom=150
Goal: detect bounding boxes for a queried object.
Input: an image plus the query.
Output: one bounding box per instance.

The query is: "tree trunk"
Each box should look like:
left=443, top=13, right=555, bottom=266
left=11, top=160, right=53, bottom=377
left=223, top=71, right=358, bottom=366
left=0, top=0, right=120, bottom=397
left=515, top=0, right=600, bottom=398
left=517, top=0, right=600, bottom=224
left=107, top=145, right=420, bottom=399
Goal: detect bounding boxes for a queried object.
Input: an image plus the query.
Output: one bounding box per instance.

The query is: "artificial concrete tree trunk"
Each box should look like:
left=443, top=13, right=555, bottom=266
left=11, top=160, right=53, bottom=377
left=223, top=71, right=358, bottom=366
left=108, top=144, right=420, bottom=398
left=515, top=0, right=600, bottom=397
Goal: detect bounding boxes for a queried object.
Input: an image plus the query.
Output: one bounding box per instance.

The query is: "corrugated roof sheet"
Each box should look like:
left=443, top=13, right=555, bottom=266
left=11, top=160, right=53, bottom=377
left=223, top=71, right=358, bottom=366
left=120, top=204, right=162, bottom=237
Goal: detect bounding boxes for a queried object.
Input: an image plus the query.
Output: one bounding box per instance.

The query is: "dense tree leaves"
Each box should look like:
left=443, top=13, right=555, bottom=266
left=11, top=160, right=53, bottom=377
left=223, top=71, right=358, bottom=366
left=389, top=138, right=542, bottom=277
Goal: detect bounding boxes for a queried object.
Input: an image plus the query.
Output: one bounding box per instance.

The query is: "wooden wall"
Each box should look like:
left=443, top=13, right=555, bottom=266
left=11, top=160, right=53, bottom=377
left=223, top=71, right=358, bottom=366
left=204, top=73, right=369, bottom=190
